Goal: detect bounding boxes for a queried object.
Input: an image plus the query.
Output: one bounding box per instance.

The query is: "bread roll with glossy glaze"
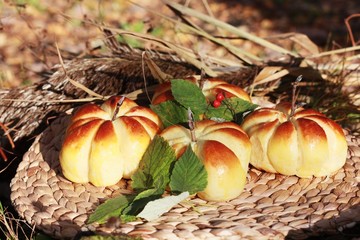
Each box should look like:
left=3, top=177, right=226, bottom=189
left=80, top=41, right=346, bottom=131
left=241, top=102, right=348, bottom=178
left=60, top=96, right=162, bottom=186
left=160, top=120, right=251, bottom=201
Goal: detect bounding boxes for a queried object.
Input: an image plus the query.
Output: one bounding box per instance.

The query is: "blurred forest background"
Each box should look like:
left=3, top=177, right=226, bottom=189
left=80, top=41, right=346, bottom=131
left=1, top=0, right=359, bottom=88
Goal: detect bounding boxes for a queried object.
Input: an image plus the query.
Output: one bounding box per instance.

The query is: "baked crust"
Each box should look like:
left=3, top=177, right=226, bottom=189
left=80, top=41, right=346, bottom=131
left=241, top=102, right=348, bottom=178
left=59, top=96, right=162, bottom=186
left=160, top=120, right=251, bottom=201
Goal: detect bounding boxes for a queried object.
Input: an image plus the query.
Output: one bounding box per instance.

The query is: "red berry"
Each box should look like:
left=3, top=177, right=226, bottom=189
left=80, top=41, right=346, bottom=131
left=212, top=99, right=221, bottom=108
left=216, top=92, right=225, bottom=102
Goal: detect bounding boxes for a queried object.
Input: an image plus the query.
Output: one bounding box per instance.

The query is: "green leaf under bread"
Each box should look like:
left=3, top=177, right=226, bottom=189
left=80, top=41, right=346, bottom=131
left=169, top=146, right=207, bottom=195
left=131, top=135, right=176, bottom=192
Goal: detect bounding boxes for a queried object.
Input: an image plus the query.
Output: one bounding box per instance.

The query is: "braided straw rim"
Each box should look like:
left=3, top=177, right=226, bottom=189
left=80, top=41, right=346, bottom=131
left=10, top=114, right=360, bottom=240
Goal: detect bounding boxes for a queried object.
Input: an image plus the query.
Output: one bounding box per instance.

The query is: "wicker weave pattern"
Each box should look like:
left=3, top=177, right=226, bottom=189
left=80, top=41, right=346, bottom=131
left=10, top=115, right=360, bottom=239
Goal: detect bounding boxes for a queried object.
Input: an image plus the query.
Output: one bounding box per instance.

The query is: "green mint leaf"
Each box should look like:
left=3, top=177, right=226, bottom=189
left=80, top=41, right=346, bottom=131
left=205, top=97, right=258, bottom=123
left=150, top=101, right=188, bottom=128
left=123, top=188, right=163, bottom=216
left=119, top=214, right=138, bottom=223
left=169, top=146, right=208, bottom=195
left=137, top=192, right=190, bottom=221
left=171, top=79, right=207, bottom=114
left=131, top=135, right=176, bottom=192
left=87, top=194, right=135, bottom=224
left=205, top=104, right=235, bottom=121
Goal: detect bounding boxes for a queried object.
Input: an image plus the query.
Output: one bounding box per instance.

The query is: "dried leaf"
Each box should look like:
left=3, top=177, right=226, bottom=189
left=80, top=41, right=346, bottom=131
left=252, top=67, right=289, bottom=87
left=143, top=51, right=173, bottom=83
left=137, top=192, right=190, bottom=221
left=289, top=33, right=319, bottom=55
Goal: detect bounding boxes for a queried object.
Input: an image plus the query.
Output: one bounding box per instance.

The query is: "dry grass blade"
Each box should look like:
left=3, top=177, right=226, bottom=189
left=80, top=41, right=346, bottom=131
left=0, top=202, right=35, bottom=240
left=0, top=158, right=17, bottom=174
left=140, top=50, right=171, bottom=102
left=103, top=27, right=218, bottom=76
left=55, top=42, right=105, bottom=99
left=160, top=10, right=258, bottom=64
left=306, top=45, right=360, bottom=59
left=0, top=97, right=104, bottom=104
left=66, top=79, right=105, bottom=99
left=0, top=90, right=149, bottom=104
left=143, top=51, right=174, bottom=83
left=268, top=33, right=319, bottom=55
left=125, top=85, right=157, bottom=102
left=345, top=54, right=360, bottom=62
left=128, top=0, right=259, bottom=64
left=289, top=34, right=319, bottom=55
left=252, top=67, right=290, bottom=87
left=164, top=0, right=298, bottom=57
left=169, top=18, right=257, bottom=64
left=315, top=62, right=360, bottom=72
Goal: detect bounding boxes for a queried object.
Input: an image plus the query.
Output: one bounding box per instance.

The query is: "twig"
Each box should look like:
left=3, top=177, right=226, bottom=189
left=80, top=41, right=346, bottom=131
left=345, top=13, right=360, bottom=47
left=0, top=158, right=17, bottom=173
left=141, top=51, right=152, bottom=103
left=112, top=96, right=126, bottom=121
left=55, top=42, right=105, bottom=99
left=290, top=75, right=303, bottom=118
left=187, top=108, right=196, bottom=142
left=0, top=122, right=15, bottom=149
left=0, top=202, right=35, bottom=240
left=142, top=50, right=173, bottom=84
left=0, top=149, right=7, bottom=162
left=0, top=121, right=15, bottom=162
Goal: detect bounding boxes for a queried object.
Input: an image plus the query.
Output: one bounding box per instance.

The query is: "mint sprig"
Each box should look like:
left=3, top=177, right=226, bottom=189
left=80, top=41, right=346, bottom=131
left=131, top=135, right=176, bottom=191
left=123, top=188, right=163, bottom=216
left=205, top=97, right=258, bottom=123
left=170, top=79, right=207, bottom=115
left=150, top=79, right=257, bottom=126
left=88, top=135, right=207, bottom=225
left=87, top=194, right=135, bottom=224
left=150, top=100, right=188, bottom=128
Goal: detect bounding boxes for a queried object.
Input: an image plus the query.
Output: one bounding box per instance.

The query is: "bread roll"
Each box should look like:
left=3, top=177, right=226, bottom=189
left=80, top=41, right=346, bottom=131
left=160, top=120, right=251, bottom=201
left=241, top=102, right=348, bottom=178
left=59, top=96, right=162, bottom=186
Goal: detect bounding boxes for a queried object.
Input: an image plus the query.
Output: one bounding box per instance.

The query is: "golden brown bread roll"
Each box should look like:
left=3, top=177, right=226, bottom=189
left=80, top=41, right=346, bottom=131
left=241, top=102, right=348, bottom=178
left=160, top=120, right=251, bottom=201
left=59, top=96, right=162, bottom=187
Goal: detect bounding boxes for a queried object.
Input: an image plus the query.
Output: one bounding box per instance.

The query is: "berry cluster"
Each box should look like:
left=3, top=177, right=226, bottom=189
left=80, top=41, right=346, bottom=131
left=212, top=92, right=225, bottom=108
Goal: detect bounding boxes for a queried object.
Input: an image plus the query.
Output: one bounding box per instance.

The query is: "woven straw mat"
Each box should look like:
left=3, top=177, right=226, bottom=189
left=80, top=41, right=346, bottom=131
left=10, top=114, right=360, bottom=240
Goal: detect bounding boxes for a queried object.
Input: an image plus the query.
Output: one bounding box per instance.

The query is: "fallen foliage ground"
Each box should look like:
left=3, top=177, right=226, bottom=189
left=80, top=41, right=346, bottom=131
left=1, top=0, right=359, bottom=88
